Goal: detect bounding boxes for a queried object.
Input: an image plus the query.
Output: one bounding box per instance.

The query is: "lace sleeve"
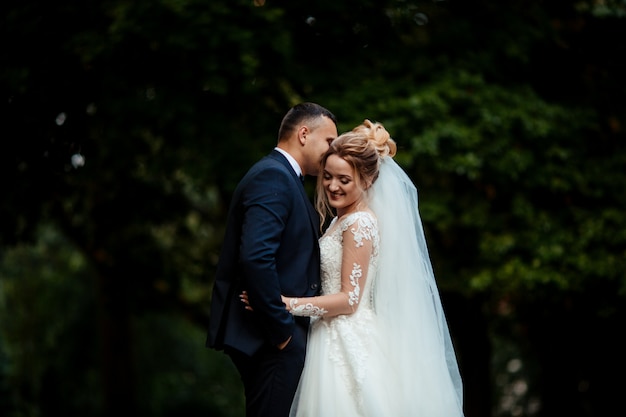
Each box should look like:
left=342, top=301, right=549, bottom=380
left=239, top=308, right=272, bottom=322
left=287, top=212, right=376, bottom=318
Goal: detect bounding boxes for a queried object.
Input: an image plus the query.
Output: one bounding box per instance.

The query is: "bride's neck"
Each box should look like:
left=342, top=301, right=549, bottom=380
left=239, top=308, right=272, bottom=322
left=336, top=200, right=368, bottom=219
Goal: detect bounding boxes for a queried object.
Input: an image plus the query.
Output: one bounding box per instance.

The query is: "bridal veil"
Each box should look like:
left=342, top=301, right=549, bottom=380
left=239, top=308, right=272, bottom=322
left=369, top=156, right=464, bottom=416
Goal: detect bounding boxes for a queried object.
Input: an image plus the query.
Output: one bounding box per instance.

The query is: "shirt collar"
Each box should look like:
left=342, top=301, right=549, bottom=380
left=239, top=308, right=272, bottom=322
left=274, top=147, right=303, bottom=177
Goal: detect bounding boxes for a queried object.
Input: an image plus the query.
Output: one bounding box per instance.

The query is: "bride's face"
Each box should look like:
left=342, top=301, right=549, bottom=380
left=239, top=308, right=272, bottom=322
left=322, top=154, right=363, bottom=217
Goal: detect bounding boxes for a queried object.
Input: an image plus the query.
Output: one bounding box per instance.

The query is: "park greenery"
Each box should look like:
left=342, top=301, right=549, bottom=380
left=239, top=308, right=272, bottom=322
left=1, top=1, right=625, bottom=416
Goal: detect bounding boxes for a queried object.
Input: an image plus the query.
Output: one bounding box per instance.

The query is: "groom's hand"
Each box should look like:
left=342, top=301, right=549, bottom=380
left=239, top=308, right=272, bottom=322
left=239, top=291, right=253, bottom=311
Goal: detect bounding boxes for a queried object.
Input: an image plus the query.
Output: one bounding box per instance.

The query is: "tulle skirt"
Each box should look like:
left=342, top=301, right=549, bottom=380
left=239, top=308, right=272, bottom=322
left=289, top=307, right=464, bottom=417
left=289, top=308, right=394, bottom=417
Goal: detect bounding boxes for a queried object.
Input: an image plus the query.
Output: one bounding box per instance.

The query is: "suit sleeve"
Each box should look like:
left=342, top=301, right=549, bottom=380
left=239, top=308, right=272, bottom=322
left=238, top=167, right=297, bottom=346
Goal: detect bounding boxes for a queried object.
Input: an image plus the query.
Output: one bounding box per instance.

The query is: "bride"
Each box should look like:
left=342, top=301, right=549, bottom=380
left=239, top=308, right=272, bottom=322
left=244, top=120, right=464, bottom=416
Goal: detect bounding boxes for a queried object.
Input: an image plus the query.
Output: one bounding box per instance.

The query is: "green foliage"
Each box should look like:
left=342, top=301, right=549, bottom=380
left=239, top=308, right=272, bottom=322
left=133, top=313, right=244, bottom=417
left=0, top=225, right=244, bottom=416
left=322, top=68, right=626, bottom=303
left=0, top=225, right=101, bottom=415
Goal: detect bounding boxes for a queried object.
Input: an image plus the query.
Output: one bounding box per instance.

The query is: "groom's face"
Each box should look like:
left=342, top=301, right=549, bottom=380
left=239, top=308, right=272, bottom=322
left=301, top=116, right=337, bottom=176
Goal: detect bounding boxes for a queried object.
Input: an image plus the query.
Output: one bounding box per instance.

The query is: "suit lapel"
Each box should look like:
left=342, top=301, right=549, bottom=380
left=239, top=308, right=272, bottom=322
left=300, top=180, right=320, bottom=237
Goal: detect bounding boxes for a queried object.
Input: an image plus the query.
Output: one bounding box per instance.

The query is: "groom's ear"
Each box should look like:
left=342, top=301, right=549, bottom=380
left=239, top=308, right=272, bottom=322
left=298, top=126, right=309, bottom=146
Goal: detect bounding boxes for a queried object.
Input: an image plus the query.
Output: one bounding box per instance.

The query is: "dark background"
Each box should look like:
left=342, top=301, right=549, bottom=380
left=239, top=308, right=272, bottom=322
left=1, top=1, right=625, bottom=416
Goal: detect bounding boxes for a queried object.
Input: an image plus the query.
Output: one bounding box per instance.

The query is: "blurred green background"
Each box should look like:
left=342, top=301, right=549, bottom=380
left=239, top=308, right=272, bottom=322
left=1, top=1, right=625, bottom=416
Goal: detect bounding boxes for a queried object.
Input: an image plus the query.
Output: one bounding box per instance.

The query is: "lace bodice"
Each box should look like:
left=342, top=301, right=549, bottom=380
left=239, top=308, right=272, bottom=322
left=319, top=211, right=379, bottom=304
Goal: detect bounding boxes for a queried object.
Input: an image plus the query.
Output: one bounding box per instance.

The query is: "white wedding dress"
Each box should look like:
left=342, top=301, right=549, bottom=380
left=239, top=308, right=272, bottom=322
left=290, top=211, right=393, bottom=416
left=290, top=157, right=464, bottom=417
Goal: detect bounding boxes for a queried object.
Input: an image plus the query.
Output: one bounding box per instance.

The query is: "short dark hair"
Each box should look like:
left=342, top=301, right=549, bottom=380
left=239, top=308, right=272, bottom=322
left=277, top=102, right=337, bottom=142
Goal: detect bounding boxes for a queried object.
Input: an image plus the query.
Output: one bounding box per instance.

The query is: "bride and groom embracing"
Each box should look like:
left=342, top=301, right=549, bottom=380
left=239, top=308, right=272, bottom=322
left=207, top=102, right=464, bottom=417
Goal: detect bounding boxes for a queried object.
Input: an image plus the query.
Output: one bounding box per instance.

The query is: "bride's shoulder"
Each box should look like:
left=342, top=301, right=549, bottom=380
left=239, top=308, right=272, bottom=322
left=339, top=210, right=377, bottom=230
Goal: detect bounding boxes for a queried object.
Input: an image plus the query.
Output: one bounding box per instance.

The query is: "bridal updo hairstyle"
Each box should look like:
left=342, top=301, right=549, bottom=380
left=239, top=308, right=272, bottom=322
left=316, top=119, right=397, bottom=225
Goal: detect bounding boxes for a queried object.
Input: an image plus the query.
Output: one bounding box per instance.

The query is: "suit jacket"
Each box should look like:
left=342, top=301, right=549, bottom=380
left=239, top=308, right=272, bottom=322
left=207, top=150, right=321, bottom=357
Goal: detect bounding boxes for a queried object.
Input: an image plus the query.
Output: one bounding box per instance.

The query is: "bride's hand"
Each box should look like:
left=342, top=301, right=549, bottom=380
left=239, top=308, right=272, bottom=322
left=240, top=291, right=290, bottom=312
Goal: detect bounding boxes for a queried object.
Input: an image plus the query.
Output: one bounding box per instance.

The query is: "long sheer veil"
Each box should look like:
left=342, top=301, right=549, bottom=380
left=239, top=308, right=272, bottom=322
left=369, top=156, right=464, bottom=416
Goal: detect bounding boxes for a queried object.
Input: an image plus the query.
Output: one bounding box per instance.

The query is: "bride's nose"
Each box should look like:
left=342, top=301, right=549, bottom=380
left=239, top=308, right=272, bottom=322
left=328, top=180, right=340, bottom=191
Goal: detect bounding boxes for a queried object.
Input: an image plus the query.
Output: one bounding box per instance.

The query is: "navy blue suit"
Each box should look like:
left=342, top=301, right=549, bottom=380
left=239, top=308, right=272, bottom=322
left=207, top=150, right=321, bottom=417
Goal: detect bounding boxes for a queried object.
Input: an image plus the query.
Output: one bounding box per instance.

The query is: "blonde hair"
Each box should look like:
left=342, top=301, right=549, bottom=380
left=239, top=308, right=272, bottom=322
left=316, top=119, right=396, bottom=228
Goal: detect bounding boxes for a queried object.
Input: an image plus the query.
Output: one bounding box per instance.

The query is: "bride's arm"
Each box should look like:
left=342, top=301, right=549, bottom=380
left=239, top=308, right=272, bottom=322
left=283, top=218, right=375, bottom=318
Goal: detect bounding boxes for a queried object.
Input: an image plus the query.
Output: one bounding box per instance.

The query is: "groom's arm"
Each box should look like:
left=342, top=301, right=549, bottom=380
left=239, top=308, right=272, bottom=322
left=239, top=166, right=296, bottom=347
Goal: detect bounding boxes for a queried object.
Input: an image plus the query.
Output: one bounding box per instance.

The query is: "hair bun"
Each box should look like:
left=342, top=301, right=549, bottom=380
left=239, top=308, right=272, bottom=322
left=360, top=119, right=397, bottom=158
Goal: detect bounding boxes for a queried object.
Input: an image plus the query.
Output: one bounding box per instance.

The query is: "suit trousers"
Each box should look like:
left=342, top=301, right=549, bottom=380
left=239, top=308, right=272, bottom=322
left=226, top=322, right=308, bottom=417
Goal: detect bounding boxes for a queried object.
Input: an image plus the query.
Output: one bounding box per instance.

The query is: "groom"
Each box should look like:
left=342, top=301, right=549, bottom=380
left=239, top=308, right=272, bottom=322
left=206, top=102, right=338, bottom=417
